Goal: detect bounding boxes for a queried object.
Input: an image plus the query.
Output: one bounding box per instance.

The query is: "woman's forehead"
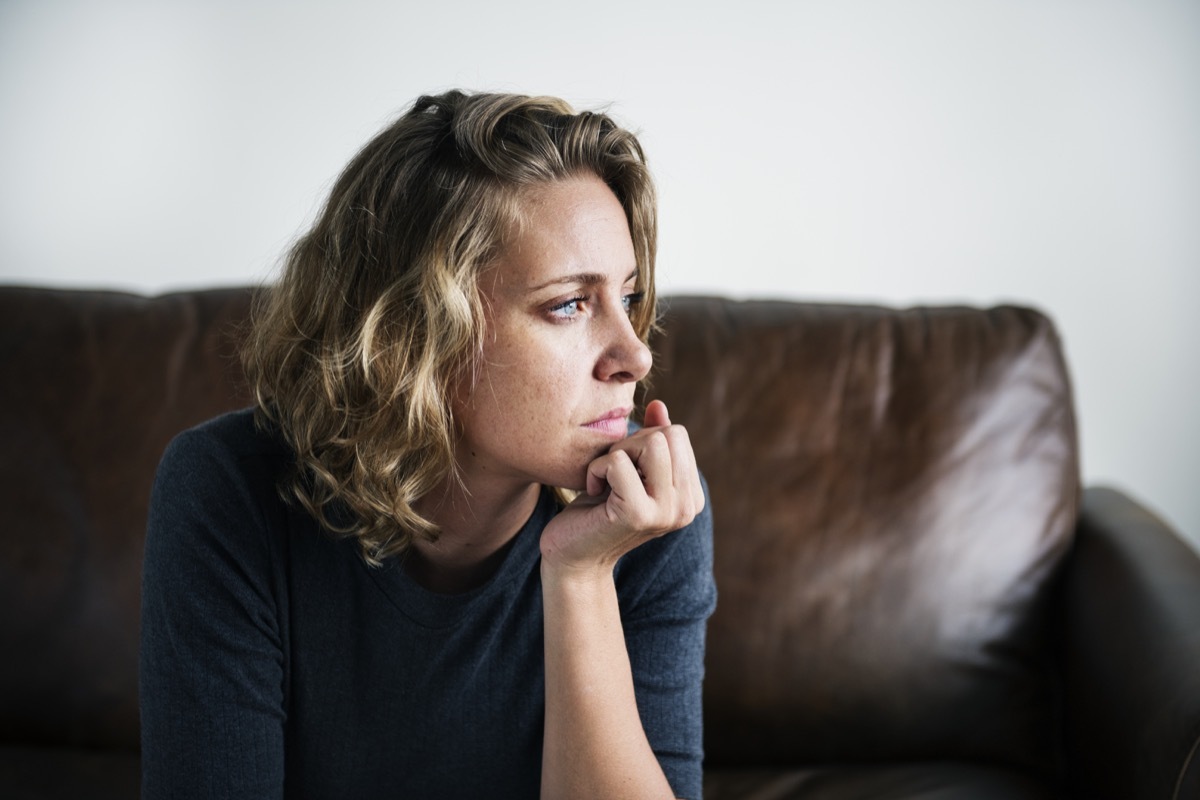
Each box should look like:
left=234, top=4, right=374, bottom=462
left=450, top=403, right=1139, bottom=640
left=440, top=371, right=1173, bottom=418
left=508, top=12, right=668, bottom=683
left=489, top=177, right=635, bottom=293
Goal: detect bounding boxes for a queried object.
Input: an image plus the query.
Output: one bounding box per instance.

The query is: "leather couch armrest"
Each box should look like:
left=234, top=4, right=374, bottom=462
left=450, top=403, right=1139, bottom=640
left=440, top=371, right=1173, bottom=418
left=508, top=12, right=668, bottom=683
left=1059, top=486, right=1200, bottom=800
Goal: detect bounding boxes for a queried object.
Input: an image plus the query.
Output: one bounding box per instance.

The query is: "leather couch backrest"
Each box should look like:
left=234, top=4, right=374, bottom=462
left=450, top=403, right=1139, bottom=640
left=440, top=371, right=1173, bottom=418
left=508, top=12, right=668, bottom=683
left=0, top=288, right=1079, bottom=773
left=0, top=287, right=255, bottom=749
left=646, top=297, right=1079, bottom=776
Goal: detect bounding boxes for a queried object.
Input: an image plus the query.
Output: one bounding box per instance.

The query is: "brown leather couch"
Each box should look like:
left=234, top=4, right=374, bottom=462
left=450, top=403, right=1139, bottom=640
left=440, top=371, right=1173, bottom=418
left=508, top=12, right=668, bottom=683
left=2, top=286, right=1198, bottom=799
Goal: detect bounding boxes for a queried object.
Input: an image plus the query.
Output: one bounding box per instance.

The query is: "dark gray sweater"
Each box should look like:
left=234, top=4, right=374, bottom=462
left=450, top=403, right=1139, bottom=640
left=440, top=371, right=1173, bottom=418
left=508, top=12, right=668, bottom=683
left=140, top=409, right=715, bottom=799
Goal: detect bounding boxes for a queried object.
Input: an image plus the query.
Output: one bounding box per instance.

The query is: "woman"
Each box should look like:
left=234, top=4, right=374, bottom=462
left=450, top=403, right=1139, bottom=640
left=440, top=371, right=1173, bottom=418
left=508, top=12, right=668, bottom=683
left=140, top=90, right=715, bottom=799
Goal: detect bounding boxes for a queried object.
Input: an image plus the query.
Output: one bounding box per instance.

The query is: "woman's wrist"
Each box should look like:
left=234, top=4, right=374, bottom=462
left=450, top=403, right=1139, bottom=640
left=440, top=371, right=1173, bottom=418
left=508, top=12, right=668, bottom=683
left=539, top=554, right=618, bottom=596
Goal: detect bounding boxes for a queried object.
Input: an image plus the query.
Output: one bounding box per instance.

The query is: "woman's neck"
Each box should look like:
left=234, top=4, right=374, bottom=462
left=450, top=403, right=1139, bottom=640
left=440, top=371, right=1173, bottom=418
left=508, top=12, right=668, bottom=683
left=406, top=478, right=542, bottom=594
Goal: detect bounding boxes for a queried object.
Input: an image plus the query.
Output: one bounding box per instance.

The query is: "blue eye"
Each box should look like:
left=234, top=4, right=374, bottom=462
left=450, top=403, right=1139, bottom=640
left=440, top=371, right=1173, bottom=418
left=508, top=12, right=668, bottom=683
left=549, top=298, right=584, bottom=319
left=622, top=292, right=645, bottom=314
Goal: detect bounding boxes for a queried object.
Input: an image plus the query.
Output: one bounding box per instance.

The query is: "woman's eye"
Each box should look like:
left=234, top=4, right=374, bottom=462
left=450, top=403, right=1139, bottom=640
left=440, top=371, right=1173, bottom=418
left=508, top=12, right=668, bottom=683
left=549, top=297, right=585, bottom=320
left=547, top=291, right=642, bottom=321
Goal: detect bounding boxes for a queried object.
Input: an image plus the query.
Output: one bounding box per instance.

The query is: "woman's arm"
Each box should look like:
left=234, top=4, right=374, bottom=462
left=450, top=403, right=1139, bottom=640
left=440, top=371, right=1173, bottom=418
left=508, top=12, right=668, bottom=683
left=541, top=566, right=674, bottom=798
left=140, top=425, right=287, bottom=799
left=539, top=401, right=707, bottom=800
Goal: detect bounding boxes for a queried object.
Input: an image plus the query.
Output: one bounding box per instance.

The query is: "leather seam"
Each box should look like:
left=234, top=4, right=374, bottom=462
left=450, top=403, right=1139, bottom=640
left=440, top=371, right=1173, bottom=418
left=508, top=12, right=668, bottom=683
left=1174, top=729, right=1200, bottom=800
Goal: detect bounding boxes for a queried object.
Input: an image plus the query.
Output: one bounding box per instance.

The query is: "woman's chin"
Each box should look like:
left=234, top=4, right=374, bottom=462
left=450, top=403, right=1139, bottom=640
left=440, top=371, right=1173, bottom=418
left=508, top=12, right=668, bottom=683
left=556, top=470, right=589, bottom=494
left=540, top=461, right=590, bottom=494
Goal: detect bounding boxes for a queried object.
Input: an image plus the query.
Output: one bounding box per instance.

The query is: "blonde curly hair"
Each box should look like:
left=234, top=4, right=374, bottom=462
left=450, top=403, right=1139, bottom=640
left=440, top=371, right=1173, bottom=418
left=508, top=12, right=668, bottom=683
left=242, top=90, right=658, bottom=565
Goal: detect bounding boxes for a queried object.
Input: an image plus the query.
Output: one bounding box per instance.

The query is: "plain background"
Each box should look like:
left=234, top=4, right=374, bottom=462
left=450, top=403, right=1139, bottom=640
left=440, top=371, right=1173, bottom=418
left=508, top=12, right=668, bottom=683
left=2, top=0, right=1197, bottom=547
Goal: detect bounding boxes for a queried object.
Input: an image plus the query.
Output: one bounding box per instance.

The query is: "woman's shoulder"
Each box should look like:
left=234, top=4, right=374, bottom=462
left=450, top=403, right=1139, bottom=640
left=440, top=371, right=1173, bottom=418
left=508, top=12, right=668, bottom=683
left=164, top=407, right=288, bottom=465
left=146, top=408, right=302, bottom=604
left=152, top=407, right=292, bottom=531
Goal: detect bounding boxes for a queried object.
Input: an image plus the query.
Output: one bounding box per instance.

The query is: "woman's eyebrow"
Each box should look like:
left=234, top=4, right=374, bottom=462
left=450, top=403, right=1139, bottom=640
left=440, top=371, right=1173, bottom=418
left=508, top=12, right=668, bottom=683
left=528, top=269, right=639, bottom=292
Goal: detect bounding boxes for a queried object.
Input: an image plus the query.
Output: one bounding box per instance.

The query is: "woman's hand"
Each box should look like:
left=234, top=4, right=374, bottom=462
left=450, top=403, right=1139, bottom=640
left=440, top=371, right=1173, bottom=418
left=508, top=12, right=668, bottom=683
left=540, top=399, right=704, bottom=575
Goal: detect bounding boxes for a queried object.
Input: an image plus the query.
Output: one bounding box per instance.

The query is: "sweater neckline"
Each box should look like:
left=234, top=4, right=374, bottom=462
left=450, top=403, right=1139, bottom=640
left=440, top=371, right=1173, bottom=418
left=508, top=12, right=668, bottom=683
left=363, top=486, right=557, bottom=629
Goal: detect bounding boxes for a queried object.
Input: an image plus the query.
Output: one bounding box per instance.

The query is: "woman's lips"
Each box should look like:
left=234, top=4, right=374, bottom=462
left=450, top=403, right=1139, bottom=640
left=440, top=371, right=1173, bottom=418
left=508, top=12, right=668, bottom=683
left=582, top=407, right=632, bottom=439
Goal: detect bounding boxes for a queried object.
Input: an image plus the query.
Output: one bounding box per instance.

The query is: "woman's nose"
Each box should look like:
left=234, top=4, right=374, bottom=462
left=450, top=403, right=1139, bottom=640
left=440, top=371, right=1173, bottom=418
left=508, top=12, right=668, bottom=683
left=595, top=310, right=652, bottom=383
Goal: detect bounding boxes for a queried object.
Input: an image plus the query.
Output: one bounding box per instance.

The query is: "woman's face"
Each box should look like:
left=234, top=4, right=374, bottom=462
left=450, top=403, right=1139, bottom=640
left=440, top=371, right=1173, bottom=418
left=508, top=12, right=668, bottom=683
left=453, top=174, right=652, bottom=493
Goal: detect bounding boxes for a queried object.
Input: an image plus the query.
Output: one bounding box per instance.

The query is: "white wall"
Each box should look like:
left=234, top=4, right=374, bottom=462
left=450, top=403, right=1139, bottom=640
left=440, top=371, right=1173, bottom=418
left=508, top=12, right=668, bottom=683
left=2, top=0, right=1197, bottom=546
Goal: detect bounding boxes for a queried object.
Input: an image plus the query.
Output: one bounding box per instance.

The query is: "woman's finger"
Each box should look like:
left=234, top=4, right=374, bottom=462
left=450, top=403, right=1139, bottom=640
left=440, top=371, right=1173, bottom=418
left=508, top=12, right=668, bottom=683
left=628, top=429, right=673, bottom=501
left=661, top=424, right=703, bottom=516
left=606, top=429, right=671, bottom=493
left=643, top=399, right=670, bottom=429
